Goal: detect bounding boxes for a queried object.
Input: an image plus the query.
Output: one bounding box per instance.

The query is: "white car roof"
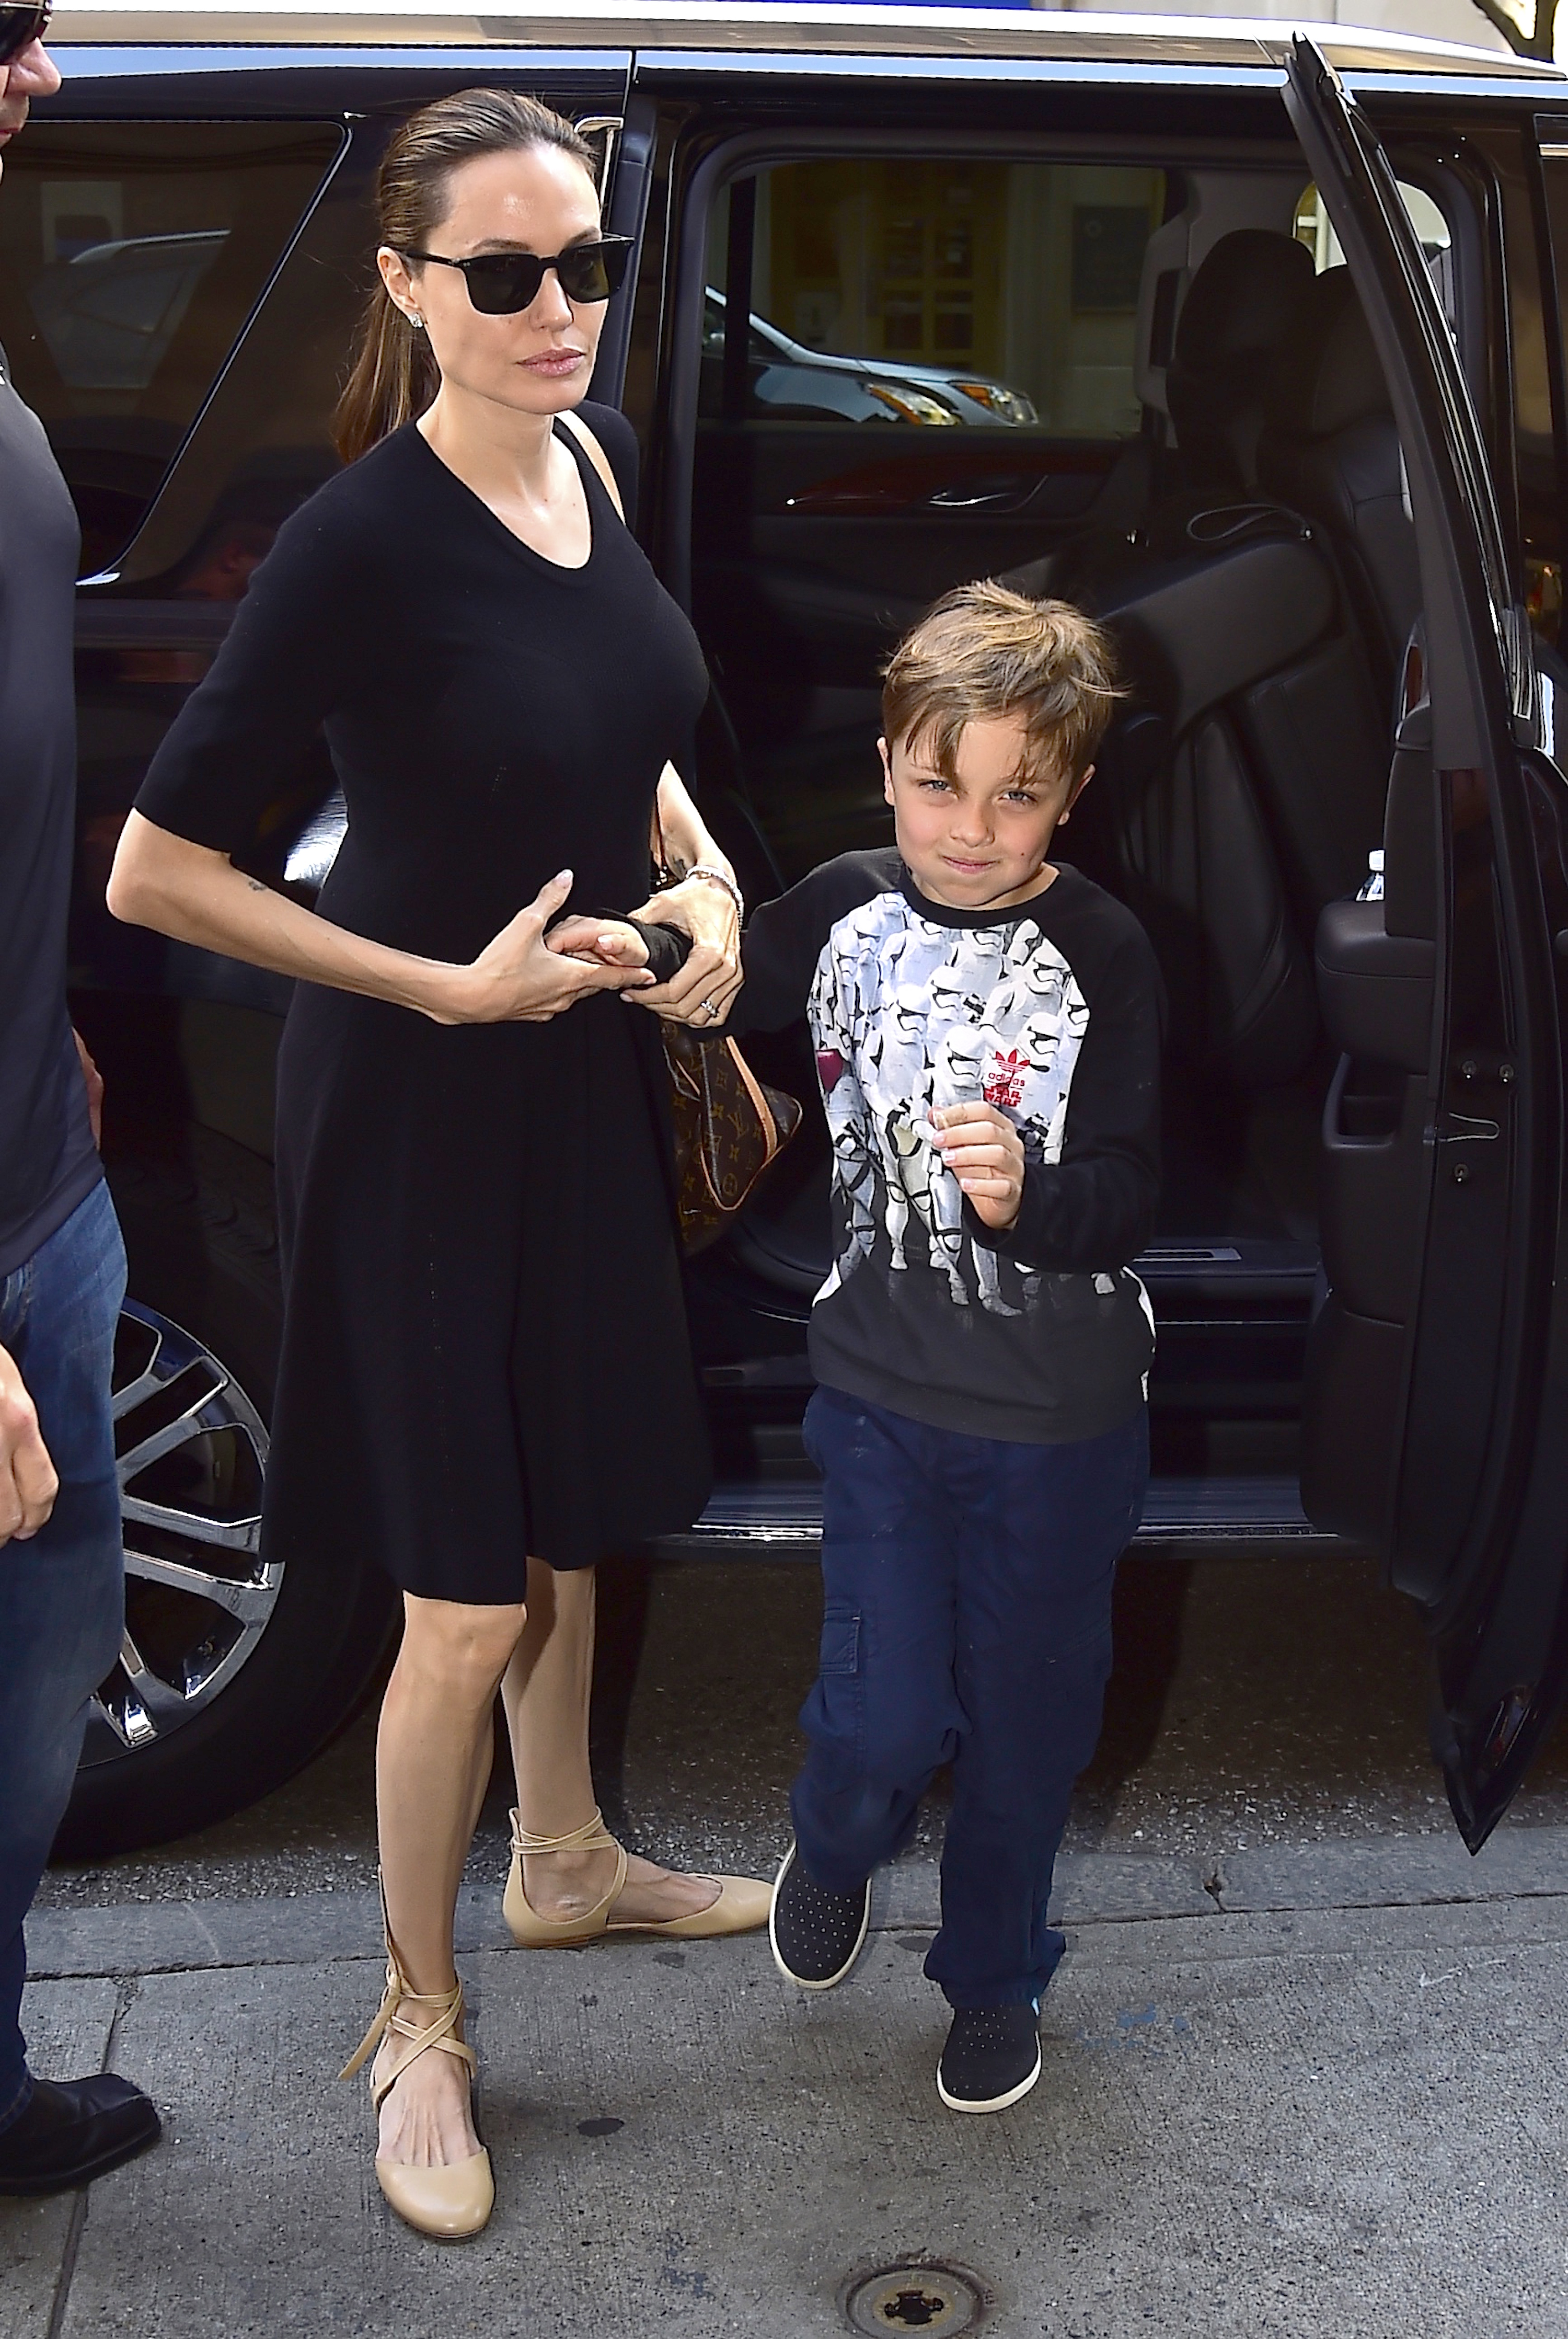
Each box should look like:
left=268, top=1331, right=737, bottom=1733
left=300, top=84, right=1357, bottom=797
left=46, top=1, right=1566, bottom=82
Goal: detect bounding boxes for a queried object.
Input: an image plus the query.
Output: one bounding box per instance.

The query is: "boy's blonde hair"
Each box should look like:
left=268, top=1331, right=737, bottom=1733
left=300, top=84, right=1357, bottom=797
left=881, top=581, right=1123, bottom=786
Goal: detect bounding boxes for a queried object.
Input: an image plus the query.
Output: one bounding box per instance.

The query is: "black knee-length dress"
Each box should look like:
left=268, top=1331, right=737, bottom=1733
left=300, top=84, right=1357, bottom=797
left=134, top=408, right=712, bottom=1600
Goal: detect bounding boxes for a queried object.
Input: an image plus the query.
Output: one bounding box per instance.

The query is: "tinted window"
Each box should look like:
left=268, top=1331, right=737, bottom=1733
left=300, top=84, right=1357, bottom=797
left=0, top=122, right=343, bottom=576
left=704, top=157, right=1165, bottom=438
left=1295, top=180, right=1452, bottom=273
left=695, top=157, right=1166, bottom=886
left=1527, top=139, right=1568, bottom=643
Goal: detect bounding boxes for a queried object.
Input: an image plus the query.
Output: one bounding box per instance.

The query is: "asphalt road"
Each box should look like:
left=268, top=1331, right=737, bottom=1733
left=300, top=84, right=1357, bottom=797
left=38, top=1545, right=1568, bottom=1911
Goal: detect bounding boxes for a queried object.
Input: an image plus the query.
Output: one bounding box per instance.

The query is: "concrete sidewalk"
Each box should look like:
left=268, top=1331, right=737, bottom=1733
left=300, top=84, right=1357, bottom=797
left=8, top=1828, right=1568, bottom=2339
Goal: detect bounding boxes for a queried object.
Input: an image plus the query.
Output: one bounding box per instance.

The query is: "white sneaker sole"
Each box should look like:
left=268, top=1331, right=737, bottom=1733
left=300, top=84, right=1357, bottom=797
left=936, top=2038, right=1042, bottom=2114
left=768, top=1844, right=872, bottom=1991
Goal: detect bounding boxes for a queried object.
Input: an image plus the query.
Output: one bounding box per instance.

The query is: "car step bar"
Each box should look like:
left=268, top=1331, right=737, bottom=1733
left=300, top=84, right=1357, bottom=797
left=649, top=1475, right=1324, bottom=1561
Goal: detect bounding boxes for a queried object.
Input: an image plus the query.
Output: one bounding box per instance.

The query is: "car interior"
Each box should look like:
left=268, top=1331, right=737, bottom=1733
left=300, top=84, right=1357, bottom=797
left=684, top=144, right=1456, bottom=1465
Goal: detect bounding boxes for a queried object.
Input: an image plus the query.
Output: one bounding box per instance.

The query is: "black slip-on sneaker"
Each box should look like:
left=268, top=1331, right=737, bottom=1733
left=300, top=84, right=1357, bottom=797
left=936, top=2004, right=1043, bottom=2113
left=0, top=2074, right=162, bottom=2196
left=769, top=1841, right=872, bottom=1990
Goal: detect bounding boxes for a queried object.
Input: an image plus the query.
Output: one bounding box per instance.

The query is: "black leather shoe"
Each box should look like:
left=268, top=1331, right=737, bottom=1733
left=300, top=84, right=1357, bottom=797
left=0, top=2074, right=161, bottom=2196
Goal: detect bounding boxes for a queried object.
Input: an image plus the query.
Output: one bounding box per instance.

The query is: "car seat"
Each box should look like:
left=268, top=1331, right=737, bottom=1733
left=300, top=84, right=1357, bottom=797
left=1050, top=244, right=1405, bottom=1084
left=1041, top=229, right=1318, bottom=614
left=1256, top=263, right=1422, bottom=705
left=1165, top=228, right=1318, bottom=502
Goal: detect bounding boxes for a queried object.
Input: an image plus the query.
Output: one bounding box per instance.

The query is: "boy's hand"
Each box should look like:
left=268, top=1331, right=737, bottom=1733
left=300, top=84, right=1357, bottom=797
left=544, top=916, right=651, bottom=970
left=930, top=1102, right=1025, bottom=1231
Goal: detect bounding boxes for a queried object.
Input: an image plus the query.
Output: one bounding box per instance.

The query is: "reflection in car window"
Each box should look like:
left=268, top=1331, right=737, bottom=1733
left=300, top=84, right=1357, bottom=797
left=694, top=156, right=1169, bottom=887
left=703, top=158, right=1166, bottom=438
left=0, top=124, right=342, bottom=577
left=30, top=228, right=230, bottom=393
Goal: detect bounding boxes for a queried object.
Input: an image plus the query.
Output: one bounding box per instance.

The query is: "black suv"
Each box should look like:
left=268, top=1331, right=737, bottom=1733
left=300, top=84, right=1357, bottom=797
left=17, top=2, right=1568, bottom=1861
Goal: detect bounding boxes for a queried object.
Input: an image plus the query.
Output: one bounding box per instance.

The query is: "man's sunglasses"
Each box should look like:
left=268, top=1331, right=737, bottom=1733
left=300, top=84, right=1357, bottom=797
left=0, top=1, right=51, bottom=65
left=399, top=236, right=633, bottom=316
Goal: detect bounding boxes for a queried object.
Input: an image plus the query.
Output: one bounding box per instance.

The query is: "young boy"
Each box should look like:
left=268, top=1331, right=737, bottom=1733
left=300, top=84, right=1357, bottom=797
left=560, top=581, right=1160, bottom=2113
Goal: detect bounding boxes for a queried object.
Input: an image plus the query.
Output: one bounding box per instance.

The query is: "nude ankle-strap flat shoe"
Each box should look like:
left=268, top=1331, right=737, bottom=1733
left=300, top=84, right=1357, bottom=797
left=370, top=2145, right=494, bottom=2243
left=503, top=1808, right=771, bottom=1947
left=340, top=1912, right=494, bottom=2241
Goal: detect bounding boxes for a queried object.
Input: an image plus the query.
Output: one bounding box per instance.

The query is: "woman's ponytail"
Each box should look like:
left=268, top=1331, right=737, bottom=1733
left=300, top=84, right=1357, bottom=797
left=333, top=88, right=597, bottom=465
left=335, top=290, right=441, bottom=464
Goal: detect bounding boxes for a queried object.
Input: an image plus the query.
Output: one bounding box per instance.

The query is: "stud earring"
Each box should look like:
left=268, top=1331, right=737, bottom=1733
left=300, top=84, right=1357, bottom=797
left=409, top=313, right=425, bottom=330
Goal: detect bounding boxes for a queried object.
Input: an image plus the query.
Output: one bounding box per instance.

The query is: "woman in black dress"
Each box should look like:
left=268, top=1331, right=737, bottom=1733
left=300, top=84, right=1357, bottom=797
left=108, top=90, right=768, bottom=2240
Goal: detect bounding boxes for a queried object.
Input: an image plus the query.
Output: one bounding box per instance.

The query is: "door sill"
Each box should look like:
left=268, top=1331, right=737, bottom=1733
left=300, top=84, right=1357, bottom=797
left=648, top=1474, right=1333, bottom=1560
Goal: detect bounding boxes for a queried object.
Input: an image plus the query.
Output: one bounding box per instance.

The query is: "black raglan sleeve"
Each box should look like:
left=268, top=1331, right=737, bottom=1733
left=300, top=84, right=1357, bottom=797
left=969, top=920, right=1163, bottom=1275
left=723, top=850, right=898, bottom=1038
left=622, top=917, right=694, bottom=985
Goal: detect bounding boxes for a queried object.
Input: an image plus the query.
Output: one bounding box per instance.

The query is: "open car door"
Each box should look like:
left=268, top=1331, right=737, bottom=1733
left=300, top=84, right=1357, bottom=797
left=1286, top=38, right=1568, bottom=1850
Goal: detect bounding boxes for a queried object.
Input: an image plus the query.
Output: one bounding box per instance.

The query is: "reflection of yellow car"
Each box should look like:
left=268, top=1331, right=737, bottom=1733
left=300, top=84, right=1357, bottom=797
left=701, top=287, right=1037, bottom=426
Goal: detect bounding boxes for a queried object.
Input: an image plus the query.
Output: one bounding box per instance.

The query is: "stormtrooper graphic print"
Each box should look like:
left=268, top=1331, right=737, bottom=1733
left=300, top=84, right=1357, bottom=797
left=729, top=849, right=1163, bottom=1444
left=810, top=889, right=1090, bottom=1319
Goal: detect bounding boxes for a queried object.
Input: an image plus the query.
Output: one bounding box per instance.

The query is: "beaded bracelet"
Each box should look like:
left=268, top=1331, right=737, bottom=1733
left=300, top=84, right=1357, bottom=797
left=685, top=864, right=745, bottom=918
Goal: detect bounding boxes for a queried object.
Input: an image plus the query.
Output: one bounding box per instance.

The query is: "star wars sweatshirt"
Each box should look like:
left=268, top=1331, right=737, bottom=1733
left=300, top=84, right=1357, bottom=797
left=729, top=848, right=1163, bottom=1444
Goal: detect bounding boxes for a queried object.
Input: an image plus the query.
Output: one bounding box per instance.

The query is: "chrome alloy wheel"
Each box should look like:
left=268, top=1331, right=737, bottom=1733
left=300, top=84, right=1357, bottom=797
left=82, top=1300, right=275, bottom=1765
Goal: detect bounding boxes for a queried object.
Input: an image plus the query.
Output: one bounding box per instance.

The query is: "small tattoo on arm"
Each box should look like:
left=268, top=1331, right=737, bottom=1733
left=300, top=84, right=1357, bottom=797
left=247, top=878, right=267, bottom=893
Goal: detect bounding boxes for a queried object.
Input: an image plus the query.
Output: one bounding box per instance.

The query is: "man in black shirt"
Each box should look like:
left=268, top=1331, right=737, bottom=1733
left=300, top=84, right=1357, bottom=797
left=0, top=17, right=160, bottom=2195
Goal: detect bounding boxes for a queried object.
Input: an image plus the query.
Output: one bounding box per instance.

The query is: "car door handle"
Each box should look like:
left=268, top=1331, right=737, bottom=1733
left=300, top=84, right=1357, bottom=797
left=923, top=478, right=1032, bottom=511
left=1436, top=1113, right=1501, bottom=1142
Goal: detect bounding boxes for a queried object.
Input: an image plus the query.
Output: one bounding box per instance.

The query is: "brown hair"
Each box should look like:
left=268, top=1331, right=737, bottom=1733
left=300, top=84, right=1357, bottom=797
left=881, top=580, right=1123, bottom=786
left=334, top=89, right=597, bottom=463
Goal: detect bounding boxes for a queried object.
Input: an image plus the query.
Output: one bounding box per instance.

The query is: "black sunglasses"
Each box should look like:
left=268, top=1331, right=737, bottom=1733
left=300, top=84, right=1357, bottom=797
left=399, top=236, right=633, bottom=316
left=0, top=1, right=50, bottom=64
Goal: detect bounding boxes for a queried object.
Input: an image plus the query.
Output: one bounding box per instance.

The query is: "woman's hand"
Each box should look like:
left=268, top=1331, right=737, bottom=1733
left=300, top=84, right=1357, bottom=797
left=623, top=874, right=742, bottom=1028
left=445, top=874, right=656, bottom=1024
left=108, top=819, right=656, bottom=1029
left=930, top=1103, right=1026, bottom=1231
left=544, top=915, right=651, bottom=972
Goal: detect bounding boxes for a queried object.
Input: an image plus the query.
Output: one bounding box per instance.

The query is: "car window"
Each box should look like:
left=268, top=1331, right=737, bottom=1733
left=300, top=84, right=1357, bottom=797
left=0, top=122, right=343, bottom=577
left=702, top=157, right=1166, bottom=438
left=693, top=156, right=1167, bottom=885
left=1294, top=177, right=1457, bottom=325
left=1304, top=138, right=1561, bottom=641
left=1517, top=134, right=1568, bottom=642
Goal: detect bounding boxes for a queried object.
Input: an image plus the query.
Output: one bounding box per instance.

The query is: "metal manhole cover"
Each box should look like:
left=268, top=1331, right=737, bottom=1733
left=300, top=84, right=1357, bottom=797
left=844, top=2262, right=984, bottom=2337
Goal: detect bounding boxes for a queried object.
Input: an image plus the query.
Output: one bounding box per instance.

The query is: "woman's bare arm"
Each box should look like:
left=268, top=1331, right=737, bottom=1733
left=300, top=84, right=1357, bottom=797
left=650, top=766, right=730, bottom=886
left=618, top=765, right=743, bottom=1025
left=108, top=811, right=654, bottom=1026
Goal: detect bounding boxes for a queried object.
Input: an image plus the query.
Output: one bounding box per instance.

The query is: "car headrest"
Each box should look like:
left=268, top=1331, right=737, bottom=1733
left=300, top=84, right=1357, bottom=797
left=1267, top=267, right=1391, bottom=440
left=1172, top=229, right=1318, bottom=372
left=1165, top=231, right=1317, bottom=488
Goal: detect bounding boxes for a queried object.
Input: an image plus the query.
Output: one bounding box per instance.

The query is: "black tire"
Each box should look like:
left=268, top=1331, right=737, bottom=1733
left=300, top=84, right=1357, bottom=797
left=54, top=1131, right=397, bottom=1861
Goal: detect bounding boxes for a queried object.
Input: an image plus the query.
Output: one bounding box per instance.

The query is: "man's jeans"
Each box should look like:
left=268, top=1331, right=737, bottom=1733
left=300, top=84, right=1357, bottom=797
left=792, top=1385, right=1148, bottom=2010
left=0, top=1180, right=125, bottom=2134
